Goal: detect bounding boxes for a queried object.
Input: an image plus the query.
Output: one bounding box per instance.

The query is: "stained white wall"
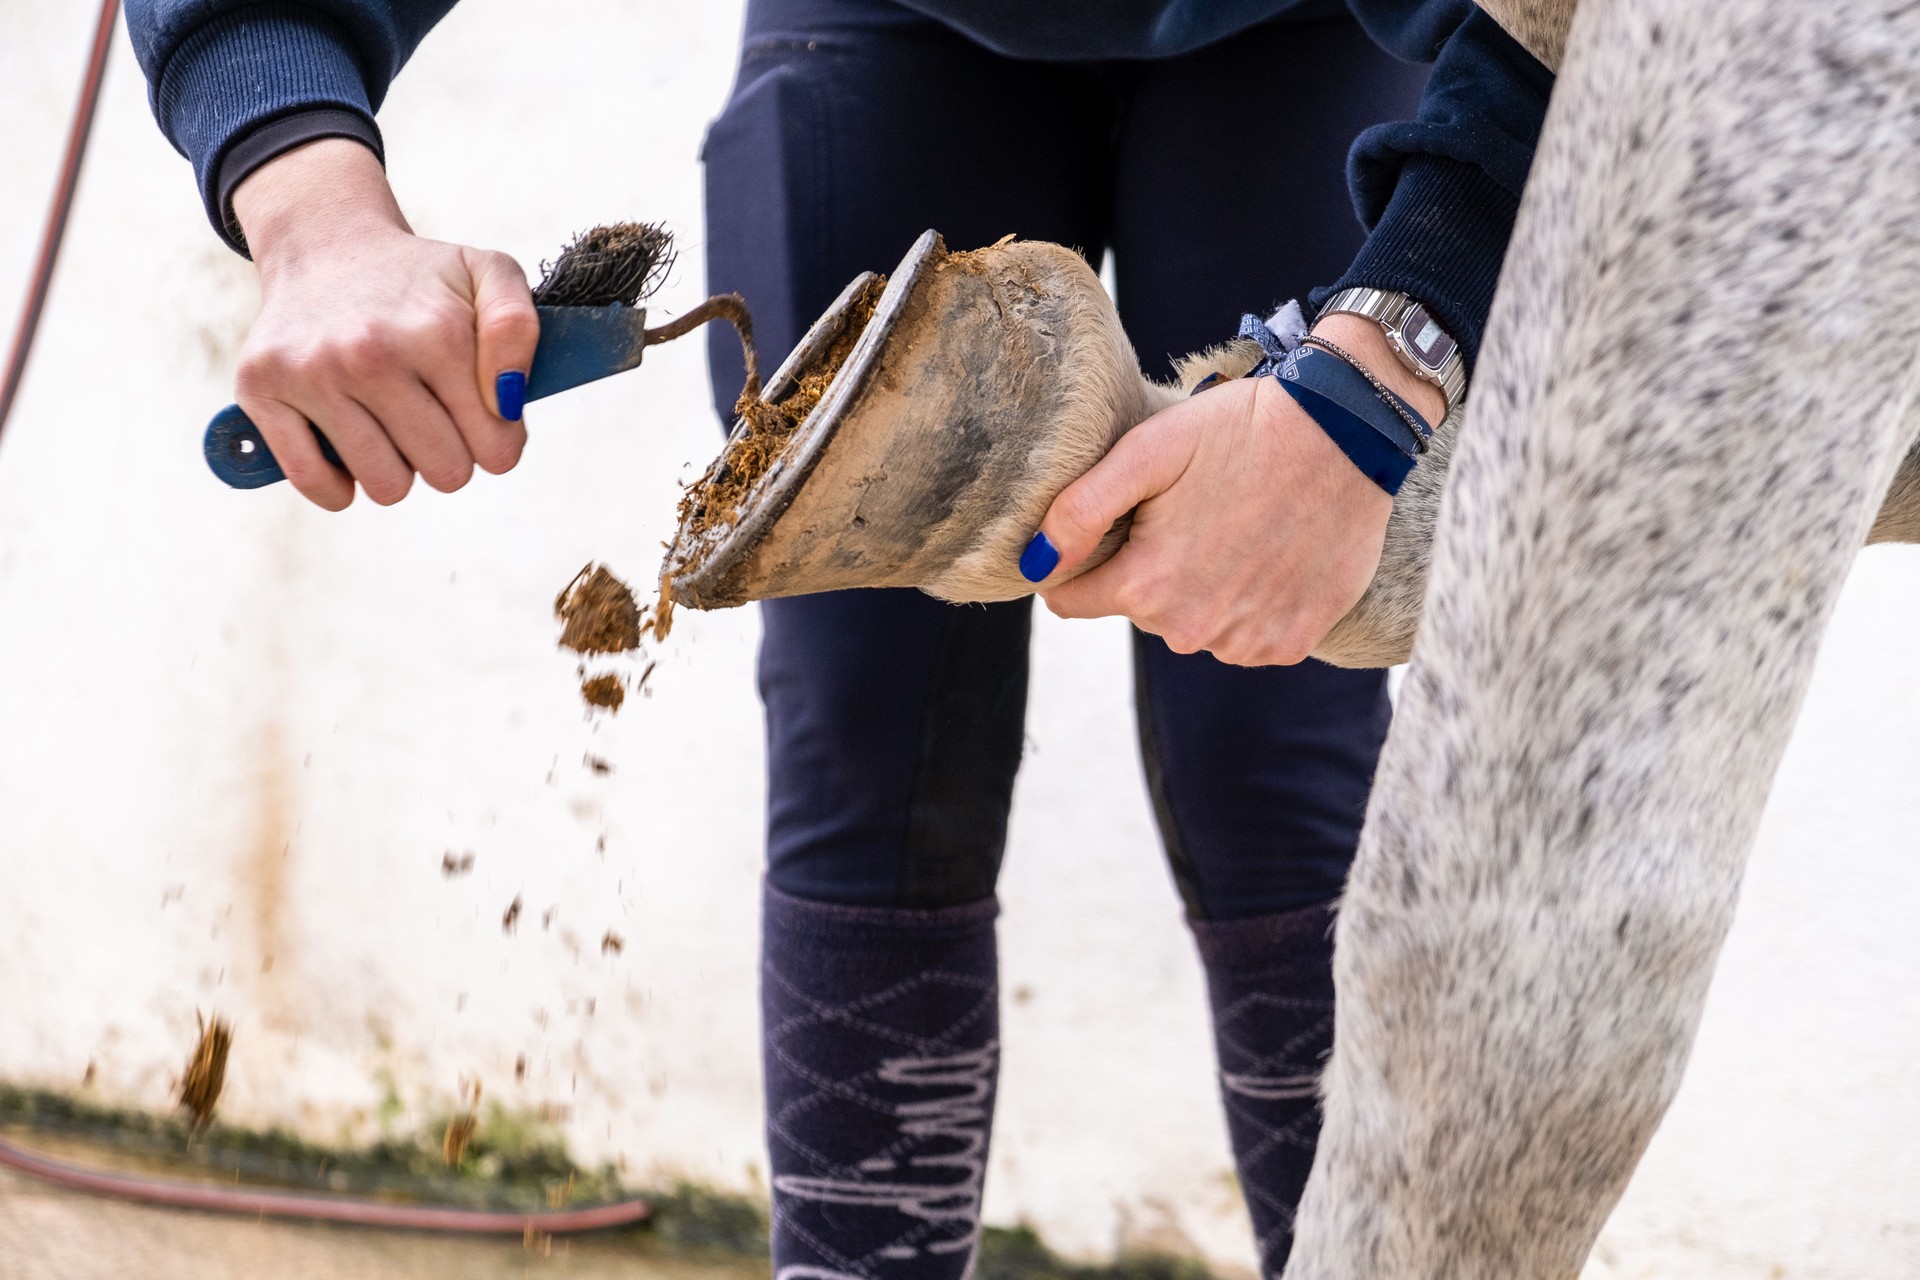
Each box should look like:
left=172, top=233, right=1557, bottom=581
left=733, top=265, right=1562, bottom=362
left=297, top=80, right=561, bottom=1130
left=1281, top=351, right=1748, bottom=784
left=1, top=4, right=1915, bottom=1276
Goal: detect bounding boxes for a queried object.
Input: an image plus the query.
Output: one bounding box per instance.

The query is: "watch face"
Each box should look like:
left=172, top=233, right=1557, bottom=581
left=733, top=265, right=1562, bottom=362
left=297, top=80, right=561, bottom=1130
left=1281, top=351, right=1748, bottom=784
left=1397, top=303, right=1456, bottom=372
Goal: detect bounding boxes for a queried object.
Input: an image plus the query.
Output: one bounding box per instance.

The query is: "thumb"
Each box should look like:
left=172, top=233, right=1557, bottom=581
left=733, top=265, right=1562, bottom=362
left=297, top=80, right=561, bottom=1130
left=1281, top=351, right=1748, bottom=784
left=1019, top=418, right=1195, bottom=584
left=467, top=248, right=540, bottom=421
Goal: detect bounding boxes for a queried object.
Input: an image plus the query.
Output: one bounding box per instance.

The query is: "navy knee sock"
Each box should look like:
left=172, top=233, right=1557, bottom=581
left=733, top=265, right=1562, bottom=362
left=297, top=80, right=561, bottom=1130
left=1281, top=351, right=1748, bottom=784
left=761, top=884, right=1000, bottom=1280
left=1190, top=902, right=1339, bottom=1280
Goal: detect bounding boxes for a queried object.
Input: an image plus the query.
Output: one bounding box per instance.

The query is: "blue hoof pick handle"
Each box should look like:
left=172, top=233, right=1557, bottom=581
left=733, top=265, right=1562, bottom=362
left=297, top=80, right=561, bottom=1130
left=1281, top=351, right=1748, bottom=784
left=203, top=405, right=345, bottom=489
left=200, top=301, right=654, bottom=489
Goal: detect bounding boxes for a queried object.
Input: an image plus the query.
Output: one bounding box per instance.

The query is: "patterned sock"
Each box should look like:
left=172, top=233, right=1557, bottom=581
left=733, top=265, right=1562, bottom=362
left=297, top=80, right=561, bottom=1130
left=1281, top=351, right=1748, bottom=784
left=1191, top=902, right=1339, bottom=1280
left=761, top=883, right=1000, bottom=1280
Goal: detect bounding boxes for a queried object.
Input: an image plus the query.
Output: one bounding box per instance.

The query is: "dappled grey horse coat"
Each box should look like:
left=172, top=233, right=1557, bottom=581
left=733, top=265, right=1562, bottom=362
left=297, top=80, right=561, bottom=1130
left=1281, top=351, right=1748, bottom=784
left=1282, top=1, right=1920, bottom=1276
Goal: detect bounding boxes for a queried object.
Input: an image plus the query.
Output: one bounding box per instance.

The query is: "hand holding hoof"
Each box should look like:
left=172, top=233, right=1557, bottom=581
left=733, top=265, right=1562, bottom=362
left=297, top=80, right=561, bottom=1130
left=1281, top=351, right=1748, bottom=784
left=1034, top=375, right=1391, bottom=668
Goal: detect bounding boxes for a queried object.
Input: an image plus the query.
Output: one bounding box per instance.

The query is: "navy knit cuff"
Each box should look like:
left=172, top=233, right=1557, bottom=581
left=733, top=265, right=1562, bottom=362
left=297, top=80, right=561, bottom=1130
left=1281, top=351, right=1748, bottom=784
left=1313, top=154, right=1521, bottom=376
left=150, top=3, right=381, bottom=255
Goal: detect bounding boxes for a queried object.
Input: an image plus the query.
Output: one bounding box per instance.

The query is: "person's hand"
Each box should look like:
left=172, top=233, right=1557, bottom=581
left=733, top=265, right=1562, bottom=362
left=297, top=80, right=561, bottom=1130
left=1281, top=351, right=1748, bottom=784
left=1029, top=314, right=1445, bottom=667
left=231, top=138, right=538, bottom=511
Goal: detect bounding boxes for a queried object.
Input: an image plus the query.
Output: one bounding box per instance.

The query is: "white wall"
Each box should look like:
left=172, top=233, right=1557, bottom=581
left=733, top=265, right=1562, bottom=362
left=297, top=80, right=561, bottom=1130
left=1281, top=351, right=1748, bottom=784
left=1, top=4, right=1914, bottom=1276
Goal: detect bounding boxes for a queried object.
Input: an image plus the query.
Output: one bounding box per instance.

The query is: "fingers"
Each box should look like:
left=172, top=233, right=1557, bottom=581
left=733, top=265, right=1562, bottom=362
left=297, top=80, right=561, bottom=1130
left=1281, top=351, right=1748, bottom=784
left=240, top=393, right=354, bottom=511
left=306, top=394, right=416, bottom=506
left=1040, top=543, right=1160, bottom=623
left=467, top=248, right=538, bottom=469
left=233, top=228, right=536, bottom=512
left=1023, top=412, right=1197, bottom=585
left=375, top=378, right=476, bottom=494
left=284, top=321, right=474, bottom=500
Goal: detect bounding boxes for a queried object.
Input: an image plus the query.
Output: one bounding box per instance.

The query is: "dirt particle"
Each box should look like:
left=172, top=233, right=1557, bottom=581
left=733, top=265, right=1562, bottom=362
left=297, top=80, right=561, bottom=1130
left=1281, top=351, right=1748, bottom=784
left=649, top=571, right=676, bottom=641
left=443, top=1113, right=477, bottom=1168
left=442, top=850, right=476, bottom=878
left=443, top=1080, right=482, bottom=1168
left=601, top=930, right=624, bottom=956
left=580, top=673, right=625, bottom=711
left=178, top=1012, right=232, bottom=1132
left=555, top=564, right=669, bottom=711
left=584, top=754, right=612, bottom=776
left=555, top=564, right=642, bottom=656
left=502, top=896, right=523, bottom=934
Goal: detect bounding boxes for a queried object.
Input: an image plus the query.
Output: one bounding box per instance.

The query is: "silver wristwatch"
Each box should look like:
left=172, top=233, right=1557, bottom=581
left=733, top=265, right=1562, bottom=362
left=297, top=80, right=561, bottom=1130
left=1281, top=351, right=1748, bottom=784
left=1317, top=287, right=1466, bottom=414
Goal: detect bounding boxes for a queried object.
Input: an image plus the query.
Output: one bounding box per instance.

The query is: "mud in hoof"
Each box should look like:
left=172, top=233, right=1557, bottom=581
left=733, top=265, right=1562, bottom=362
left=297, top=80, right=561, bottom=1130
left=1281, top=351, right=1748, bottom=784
left=659, top=230, right=1156, bottom=611
left=670, top=274, right=887, bottom=576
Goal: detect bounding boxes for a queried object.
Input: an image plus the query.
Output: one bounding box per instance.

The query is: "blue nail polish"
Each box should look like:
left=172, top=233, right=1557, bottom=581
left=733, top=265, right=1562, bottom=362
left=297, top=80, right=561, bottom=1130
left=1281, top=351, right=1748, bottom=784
left=1019, top=531, right=1060, bottom=583
left=496, top=370, right=527, bottom=421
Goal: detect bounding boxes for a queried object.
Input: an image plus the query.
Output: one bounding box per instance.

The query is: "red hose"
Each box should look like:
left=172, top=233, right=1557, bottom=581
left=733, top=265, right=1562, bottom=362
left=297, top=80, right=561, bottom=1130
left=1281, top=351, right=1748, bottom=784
left=0, top=0, right=121, bottom=442
left=0, top=1132, right=652, bottom=1235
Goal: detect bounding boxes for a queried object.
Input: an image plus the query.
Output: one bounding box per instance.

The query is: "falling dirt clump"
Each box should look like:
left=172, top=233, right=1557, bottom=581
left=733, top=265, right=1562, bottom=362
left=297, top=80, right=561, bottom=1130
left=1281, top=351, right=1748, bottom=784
left=673, top=274, right=887, bottom=551
left=443, top=1112, right=477, bottom=1168
left=178, top=1012, right=232, bottom=1132
left=503, top=895, right=523, bottom=934
left=556, top=563, right=669, bottom=711
left=580, top=673, right=625, bottom=711
left=651, top=571, right=676, bottom=641
left=443, top=1080, right=482, bottom=1168
left=556, top=565, right=642, bottom=656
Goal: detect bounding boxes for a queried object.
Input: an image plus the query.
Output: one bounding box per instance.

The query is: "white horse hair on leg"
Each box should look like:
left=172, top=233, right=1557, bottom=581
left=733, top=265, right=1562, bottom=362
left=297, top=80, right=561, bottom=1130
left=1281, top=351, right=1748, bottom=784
left=1285, top=0, right=1920, bottom=1275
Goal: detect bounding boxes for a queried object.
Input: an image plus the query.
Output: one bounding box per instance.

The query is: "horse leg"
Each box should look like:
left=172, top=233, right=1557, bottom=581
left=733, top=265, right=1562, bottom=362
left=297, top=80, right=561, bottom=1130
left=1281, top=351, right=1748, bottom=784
left=1285, top=1, right=1920, bottom=1276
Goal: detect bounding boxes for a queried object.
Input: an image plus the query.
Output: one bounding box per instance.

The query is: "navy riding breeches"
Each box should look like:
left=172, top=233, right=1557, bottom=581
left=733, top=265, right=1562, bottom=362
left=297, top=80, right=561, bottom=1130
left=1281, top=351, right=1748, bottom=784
left=703, top=0, right=1423, bottom=920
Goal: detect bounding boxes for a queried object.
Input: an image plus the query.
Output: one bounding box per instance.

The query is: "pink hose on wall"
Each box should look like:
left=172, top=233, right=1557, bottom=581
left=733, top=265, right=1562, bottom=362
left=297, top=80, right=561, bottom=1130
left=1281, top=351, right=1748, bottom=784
left=0, top=1133, right=653, bottom=1235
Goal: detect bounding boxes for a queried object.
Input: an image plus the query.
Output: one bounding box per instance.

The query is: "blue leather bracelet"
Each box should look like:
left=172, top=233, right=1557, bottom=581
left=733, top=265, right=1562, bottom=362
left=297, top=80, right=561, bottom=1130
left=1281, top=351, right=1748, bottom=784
left=1220, top=309, right=1432, bottom=496
left=1280, top=346, right=1429, bottom=461
left=1272, top=378, right=1418, bottom=495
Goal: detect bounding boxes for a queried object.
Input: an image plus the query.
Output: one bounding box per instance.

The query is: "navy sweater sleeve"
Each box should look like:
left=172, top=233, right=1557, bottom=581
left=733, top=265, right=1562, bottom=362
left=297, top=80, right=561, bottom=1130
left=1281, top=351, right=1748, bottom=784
left=125, top=0, right=458, bottom=252
left=126, top=0, right=1550, bottom=368
left=1318, top=5, right=1554, bottom=375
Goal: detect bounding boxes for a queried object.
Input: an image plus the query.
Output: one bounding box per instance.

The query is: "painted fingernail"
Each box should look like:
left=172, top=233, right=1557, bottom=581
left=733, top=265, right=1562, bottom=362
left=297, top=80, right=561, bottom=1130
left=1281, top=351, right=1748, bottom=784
left=496, top=370, right=526, bottom=421
left=1019, top=531, right=1060, bottom=583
